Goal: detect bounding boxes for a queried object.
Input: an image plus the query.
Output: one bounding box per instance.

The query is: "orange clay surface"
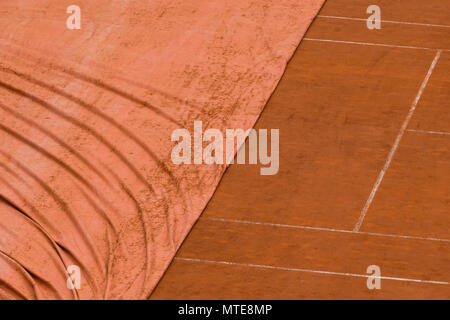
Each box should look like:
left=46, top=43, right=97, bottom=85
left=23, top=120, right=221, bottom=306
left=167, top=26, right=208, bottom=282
left=0, top=0, right=324, bottom=299
left=151, top=0, right=450, bottom=299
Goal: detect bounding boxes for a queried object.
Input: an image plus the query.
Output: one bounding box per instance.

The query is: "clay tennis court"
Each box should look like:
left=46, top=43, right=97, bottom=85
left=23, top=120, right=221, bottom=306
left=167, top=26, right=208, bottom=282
left=0, top=0, right=448, bottom=300
left=152, top=0, right=450, bottom=299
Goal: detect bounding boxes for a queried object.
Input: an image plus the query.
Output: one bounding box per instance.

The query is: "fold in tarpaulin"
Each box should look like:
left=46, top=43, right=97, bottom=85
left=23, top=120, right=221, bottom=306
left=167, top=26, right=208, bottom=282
left=0, top=0, right=325, bottom=299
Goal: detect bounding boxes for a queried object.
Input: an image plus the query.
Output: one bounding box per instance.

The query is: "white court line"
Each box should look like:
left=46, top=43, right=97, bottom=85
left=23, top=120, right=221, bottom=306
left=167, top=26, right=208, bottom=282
left=201, top=217, right=450, bottom=243
left=318, top=15, right=450, bottom=29
left=407, top=129, right=450, bottom=136
left=303, top=38, right=449, bottom=52
left=353, top=50, right=442, bottom=232
left=175, top=257, right=449, bottom=285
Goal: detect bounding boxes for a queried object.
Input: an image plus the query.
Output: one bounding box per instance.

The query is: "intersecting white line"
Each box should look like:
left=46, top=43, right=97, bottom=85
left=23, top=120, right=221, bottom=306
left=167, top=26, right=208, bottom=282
left=407, top=129, right=450, bottom=136
left=175, top=257, right=449, bottom=285
left=201, top=217, right=450, bottom=243
left=303, top=38, right=450, bottom=52
left=318, top=15, right=450, bottom=29
left=353, top=50, right=442, bottom=232
left=181, top=16, right=450, bottom=292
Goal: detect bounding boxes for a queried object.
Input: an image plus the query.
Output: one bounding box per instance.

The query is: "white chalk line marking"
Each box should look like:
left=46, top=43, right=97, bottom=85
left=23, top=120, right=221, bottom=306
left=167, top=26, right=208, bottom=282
left=201, top=217, right=450, bottom=243
left=178, top=17, right=450, bottom=290
left=353, top=50, right=442, bottom=232
left=303, top=38, right=450, bottom=52
left=175, top=257, right=449, bottom=285
left=318, top=15, right=450, bottom=29
left=407, top=129, right=450, bottom=136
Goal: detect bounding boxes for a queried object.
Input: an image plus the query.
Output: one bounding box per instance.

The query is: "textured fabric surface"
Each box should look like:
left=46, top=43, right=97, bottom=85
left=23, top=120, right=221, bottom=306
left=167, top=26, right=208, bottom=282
left=0, top=0, right=324, bottom=299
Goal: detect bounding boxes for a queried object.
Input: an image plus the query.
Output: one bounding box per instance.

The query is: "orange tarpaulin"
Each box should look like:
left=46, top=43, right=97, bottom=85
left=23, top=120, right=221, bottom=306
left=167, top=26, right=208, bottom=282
left=0, top=0, right=324, bottom=299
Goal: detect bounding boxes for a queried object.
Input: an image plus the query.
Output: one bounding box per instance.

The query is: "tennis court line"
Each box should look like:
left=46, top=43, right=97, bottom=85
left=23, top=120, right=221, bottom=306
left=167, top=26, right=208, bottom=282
left=201, top=217, right=450, bottom=243
left=175, top=257, right=449, bottom=285
left=353, top=50, right=442, bottom=232
left=317, top=15, right=450, bottom=29
left=303, top=38, right=450, bottom=52
left=407, top=129, right=450, bottom=136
